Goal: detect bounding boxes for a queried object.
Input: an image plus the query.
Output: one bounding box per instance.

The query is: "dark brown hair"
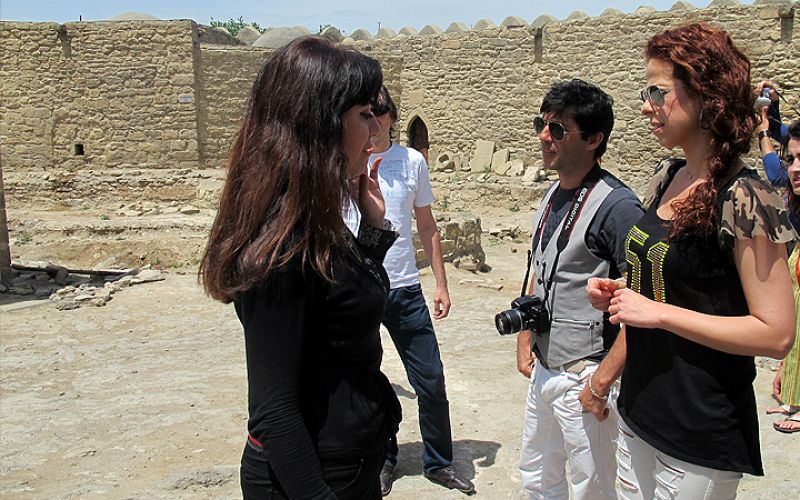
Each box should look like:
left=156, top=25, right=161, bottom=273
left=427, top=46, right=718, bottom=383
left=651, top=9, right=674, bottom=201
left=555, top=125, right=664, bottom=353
left=784, top=119, right=800, bottom=219
left=646, top=23, right=758, bottom=239
left=199, top=36, right=383, bottom=302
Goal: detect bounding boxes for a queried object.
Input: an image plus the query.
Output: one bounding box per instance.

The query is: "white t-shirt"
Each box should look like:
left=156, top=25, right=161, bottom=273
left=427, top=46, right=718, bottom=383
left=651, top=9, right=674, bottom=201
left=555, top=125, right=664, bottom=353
left=344, top=143, right=435, bottom=289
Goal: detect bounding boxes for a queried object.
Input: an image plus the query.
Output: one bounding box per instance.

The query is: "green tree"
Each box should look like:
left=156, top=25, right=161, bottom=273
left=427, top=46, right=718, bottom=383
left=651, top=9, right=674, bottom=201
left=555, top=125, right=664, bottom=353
left=209, top=16, right=265, bottom=36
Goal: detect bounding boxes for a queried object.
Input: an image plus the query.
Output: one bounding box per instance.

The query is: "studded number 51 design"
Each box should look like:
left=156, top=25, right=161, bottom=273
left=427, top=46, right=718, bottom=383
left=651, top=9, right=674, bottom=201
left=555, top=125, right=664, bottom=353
left=625, top=226, right=669, bottom=303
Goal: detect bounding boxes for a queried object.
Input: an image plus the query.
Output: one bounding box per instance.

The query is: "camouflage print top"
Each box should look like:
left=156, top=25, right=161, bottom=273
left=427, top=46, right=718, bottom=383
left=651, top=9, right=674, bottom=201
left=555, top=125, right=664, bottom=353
left=642, top=157, right=795, bottom=251
left=621, top=156, right=794, bottom=475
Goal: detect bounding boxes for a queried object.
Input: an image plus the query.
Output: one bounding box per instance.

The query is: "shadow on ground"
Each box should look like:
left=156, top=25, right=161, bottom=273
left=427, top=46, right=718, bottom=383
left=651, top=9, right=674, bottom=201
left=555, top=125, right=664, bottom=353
left=394, top=439, right=501, bottom=480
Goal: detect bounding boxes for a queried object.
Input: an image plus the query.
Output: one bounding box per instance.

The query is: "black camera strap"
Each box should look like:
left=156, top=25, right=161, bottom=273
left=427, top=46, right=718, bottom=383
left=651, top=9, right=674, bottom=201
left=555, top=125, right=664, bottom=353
left=527, top=166, right=602, bottom=306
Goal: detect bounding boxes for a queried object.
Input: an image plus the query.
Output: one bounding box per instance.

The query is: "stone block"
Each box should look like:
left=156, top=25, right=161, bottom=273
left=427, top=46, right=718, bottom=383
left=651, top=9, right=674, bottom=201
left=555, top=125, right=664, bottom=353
left=443, top=221, right=461, bottom=240
left=507, top=159, right=525, bottom=177
left=469, top=140, right=495, bottom=172
left=491, top=149, right=510, bottom=175
left=440, top=239, right=456, bottom=256
left=408, top=90, right=426, bottom=108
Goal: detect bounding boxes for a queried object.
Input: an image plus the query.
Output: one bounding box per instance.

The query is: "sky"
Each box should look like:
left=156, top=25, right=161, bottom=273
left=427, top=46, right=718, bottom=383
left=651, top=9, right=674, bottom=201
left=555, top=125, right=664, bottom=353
left=0, top=1, right=757, bottom=35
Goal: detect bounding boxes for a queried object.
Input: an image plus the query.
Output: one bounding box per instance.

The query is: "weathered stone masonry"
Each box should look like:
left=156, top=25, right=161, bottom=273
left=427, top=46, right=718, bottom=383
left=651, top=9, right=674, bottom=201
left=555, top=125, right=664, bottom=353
left=2, top=3, right=798, bottom=209
left=0, top=21, right=206, bottom=204
left=0, top=3, right=798, bottom=268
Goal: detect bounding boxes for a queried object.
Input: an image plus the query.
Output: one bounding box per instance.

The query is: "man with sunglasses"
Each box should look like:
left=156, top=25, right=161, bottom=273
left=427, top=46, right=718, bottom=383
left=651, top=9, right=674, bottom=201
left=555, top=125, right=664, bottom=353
left=517, top=79, right=642, bottom=499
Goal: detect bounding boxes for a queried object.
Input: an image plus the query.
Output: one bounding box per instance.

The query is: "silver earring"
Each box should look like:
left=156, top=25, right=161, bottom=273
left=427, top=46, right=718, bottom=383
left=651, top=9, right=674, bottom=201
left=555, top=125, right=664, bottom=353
left=698, top=109, right=710, bottom=130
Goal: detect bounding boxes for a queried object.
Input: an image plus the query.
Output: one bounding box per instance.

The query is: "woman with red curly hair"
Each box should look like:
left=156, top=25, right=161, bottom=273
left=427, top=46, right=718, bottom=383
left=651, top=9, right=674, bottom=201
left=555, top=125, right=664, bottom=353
left=585, top=23, right=795, bottom=498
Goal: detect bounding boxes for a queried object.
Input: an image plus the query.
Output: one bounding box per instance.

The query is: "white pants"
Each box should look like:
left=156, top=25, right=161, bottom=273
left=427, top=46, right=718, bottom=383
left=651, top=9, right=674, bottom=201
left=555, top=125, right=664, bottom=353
left=520, top=361, right=619, bottom=500
left=617, top=419, right=742, bottom=500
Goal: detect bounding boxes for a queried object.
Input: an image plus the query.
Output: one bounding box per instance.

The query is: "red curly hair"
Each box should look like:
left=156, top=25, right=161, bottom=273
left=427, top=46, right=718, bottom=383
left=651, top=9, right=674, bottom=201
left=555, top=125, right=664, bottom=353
left=645, top=23, right=758, bottom=239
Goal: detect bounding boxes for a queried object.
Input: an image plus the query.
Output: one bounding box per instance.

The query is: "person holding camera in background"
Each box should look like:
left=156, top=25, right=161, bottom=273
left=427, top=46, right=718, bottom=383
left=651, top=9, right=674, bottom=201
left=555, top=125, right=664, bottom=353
left=755, top=79, right=800, bottom=234
left=514, top=79, right=642, bottom=499
left=756, top=79, right=800, bottom=433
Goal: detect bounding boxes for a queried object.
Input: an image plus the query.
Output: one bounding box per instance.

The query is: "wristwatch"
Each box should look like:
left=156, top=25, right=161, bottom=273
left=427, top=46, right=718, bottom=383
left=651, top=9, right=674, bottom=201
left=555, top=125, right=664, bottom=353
left=757, top=130, right=771, bottom=142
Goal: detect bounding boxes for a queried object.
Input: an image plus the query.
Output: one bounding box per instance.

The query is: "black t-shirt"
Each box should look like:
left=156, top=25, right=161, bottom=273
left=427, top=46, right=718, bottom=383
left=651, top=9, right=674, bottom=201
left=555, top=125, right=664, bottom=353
left=540, top=168, right=643, bottom=278
left=537, top=167, right=643, bottom=352
left=619, top=166, right=763, bottom=475
left=235, top=226, right=402, bottom=498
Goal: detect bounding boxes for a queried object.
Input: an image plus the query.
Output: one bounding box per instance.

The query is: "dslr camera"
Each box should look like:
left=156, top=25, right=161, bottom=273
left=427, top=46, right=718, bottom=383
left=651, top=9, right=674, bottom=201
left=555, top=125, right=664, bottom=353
left=495, top=295, right=551, bottom=335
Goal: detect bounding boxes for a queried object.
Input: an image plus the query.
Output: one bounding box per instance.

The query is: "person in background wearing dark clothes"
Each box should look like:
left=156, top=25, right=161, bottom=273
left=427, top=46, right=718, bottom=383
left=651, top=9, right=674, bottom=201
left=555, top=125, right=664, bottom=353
left=199, top=36, right=401, bottom=499
left=755, top=79, right=800, bottom=233
left=586, top=23, right=795, bottom=498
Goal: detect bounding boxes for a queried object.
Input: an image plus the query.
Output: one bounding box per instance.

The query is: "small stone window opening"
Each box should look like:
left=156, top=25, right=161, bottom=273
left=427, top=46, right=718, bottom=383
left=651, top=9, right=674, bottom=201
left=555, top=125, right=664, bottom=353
left=57, top=24, right=72, bottom=58
left=534, top=29, right=543, bottom=63
left=74, top=143, right=85, bottom=156
left=780, top=13, right=793, bottom=44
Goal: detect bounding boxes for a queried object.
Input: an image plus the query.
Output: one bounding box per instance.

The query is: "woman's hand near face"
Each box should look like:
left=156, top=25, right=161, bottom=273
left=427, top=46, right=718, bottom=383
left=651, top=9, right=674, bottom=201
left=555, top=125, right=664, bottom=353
left=351, top=157, right=385, bottom=228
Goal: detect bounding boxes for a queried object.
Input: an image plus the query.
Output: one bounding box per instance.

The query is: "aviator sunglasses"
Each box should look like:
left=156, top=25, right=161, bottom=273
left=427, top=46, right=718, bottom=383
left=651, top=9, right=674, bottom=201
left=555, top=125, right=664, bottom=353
left=639, top=85, right=675, bottom=107
left=533, top=116, right=582, bottom=141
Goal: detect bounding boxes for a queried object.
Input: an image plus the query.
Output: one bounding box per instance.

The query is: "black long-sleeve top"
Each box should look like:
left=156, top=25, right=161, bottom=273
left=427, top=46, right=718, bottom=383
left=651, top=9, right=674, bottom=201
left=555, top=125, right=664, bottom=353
left=234, top=221, right=402, bottom=499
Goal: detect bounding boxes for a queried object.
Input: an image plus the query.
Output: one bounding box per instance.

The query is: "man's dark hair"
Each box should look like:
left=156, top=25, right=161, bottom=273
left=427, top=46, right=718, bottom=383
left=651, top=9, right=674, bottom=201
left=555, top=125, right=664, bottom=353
left=540, top=79, right=614, bottom=160
left=372, top=85, right=398, bottom=122
left=781, top=119, right=800, bottom=159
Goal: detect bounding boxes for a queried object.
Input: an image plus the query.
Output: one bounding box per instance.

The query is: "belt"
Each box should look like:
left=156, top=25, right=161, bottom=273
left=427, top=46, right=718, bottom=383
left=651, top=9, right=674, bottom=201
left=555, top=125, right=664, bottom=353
left=540, top=358, right=596, bottom=374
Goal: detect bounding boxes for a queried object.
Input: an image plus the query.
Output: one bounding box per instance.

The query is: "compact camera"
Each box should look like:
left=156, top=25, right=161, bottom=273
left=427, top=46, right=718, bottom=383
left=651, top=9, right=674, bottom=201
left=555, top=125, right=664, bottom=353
left=495, top=295, right=551, bottom=336
left=755, top=88, right=771, bottom=108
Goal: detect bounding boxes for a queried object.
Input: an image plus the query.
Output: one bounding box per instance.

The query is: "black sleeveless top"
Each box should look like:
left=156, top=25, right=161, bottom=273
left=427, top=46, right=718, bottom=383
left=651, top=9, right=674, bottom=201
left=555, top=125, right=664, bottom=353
left=619, top=159, right=793, bottom=476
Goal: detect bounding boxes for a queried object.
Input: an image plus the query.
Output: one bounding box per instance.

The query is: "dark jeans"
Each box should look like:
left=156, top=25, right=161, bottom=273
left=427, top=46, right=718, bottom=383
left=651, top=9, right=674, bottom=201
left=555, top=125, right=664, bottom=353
left=382, top=283, right=453, bottom=473
left=240, top=444, right=383, bottom=499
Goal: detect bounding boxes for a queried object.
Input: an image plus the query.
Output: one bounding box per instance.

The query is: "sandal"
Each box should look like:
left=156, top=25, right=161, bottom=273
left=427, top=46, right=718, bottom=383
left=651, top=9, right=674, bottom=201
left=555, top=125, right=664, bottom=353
left=766, top=404, right=798, bottom=416
left=773, top=412, right=800, bottom=434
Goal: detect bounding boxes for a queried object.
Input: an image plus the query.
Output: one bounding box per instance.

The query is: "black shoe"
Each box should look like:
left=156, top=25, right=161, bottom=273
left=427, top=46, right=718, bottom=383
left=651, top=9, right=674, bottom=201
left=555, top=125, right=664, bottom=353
left=379, top=463, right=394, bottom=496
left=423, top=465, right=475, bottom=494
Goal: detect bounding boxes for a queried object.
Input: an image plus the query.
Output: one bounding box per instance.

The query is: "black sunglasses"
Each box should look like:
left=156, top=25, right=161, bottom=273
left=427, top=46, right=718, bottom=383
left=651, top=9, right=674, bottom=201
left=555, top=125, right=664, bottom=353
left=639, top=85, right=675, bottom=107
left=533, top=116, right=582, bottom=141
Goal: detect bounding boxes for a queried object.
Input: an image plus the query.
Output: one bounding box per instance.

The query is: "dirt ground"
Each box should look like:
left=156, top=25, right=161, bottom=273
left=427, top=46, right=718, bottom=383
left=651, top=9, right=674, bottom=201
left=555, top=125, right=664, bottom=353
left=1, top=224, right=798, bottom=499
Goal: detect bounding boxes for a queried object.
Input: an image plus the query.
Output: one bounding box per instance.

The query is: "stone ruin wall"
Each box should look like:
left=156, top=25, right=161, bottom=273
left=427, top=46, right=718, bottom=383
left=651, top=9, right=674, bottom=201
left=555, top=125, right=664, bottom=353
left=365, top=2, right=799, bottom=197
left=0, top=21, right=206, bottom=207
left=2, top=3, right=799, bottom=210
left=0, top=3, right=799, bottom=268
left=194, top=44, right=268, bottom=203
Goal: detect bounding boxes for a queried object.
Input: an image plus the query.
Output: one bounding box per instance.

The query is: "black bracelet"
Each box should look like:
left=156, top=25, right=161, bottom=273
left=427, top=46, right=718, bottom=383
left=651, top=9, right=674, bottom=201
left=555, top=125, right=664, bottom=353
left=757, top=130, right=771, bottom=142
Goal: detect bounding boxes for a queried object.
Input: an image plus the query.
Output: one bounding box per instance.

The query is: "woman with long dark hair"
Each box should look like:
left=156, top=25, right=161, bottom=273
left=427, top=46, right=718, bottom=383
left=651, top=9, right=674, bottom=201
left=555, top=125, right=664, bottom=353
left=200, top=36, right=401, bottom=499
left=585, top=23, right=795, bottom=497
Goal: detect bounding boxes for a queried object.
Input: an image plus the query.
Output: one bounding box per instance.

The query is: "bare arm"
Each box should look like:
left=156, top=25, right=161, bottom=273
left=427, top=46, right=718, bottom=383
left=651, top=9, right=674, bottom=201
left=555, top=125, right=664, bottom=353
left=580, top=276, right=628, bottom=420
left=415, top=205, right=450, bottom=319
left=609, top=236, right=794, bottom=359
left=579, top=327, right=626, bottom=421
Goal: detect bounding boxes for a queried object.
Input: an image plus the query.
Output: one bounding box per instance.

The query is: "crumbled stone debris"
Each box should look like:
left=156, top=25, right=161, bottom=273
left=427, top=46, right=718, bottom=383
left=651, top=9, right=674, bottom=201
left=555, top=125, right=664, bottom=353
left=1, top=266, right=166, bottom=310
left=47, top=269, right=166, bottom=309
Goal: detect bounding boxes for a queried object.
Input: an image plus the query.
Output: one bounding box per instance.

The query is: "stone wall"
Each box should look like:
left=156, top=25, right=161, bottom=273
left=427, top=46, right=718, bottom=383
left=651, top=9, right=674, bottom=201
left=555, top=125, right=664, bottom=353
left=367, top=2, right=800, bottom=194
left=372, top=28, right=536, bottom=167
left=1, top=20, right=201, bottom=206
left=1, top=3, right=799, bottom=209
left=196, top=45, right=269, bottom=171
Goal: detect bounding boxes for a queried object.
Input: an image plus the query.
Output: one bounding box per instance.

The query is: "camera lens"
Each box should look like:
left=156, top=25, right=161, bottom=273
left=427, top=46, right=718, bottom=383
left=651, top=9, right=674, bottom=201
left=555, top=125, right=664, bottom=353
left=495, top=309, right=524, bottom=335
